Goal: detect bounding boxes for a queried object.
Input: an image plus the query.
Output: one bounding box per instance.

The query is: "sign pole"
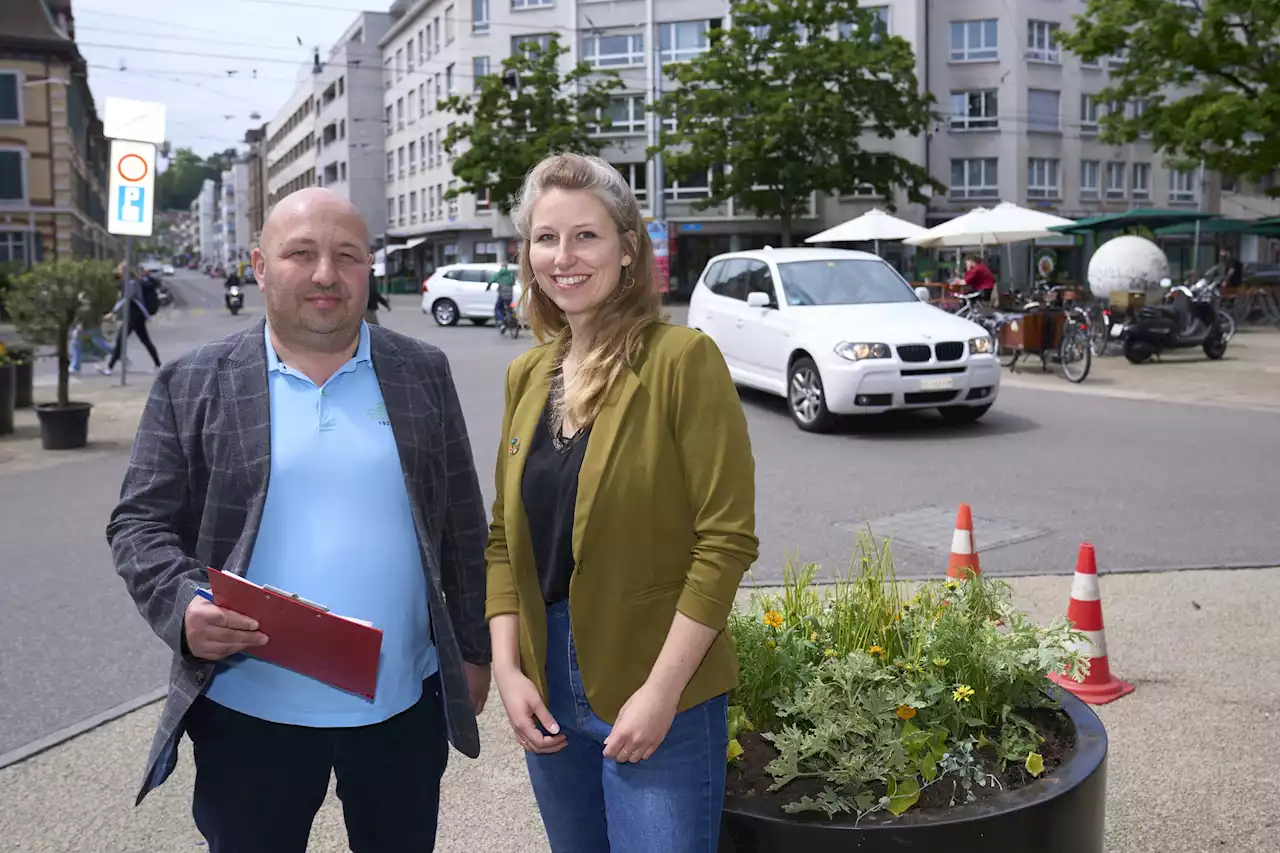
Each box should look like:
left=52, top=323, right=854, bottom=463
left=120, top=236, right=132, bottom=386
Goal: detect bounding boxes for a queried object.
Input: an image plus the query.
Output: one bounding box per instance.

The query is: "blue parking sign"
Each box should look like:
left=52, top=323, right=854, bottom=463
left=118, top=185, right=146, bottom=224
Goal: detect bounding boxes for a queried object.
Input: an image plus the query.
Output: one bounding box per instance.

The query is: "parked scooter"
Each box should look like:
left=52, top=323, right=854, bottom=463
left=225, top=285, right=244, bottom=315
left=1122, top=276, right=1227, bottom=363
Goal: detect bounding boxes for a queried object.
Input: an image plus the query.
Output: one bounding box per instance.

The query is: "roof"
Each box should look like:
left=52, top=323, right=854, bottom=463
left=714, top=247, right=883, bottom=264
left=0, top=0, right=74, bottom=46
left=1048, top=208, right=1220, bottom=235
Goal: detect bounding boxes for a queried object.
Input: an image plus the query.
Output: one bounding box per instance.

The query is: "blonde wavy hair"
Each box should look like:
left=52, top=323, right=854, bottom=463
left=511, top=152, right=662, bottom=433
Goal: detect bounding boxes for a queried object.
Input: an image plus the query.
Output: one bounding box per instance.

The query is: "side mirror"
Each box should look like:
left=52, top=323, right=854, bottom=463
left=914, top=286, right=932, bottom=302
left=746, top=291, right=773, bottom=308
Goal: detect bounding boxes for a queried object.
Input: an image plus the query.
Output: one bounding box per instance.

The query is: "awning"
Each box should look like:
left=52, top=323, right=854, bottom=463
left=385, top=237, right=427, bottom=255
left=1155, top=218, right=1280, bottom=237
left=1048, top=208, right=1220, bottom=235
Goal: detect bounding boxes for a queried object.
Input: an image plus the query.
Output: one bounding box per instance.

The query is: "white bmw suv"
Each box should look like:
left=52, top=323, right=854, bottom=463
left=686, top=248, right=1001, bottom=432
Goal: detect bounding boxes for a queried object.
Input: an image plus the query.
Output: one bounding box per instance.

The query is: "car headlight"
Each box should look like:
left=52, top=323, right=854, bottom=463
left=834, top=342, right=891, bottom=362
left=968, top=335, right=994, bottom=355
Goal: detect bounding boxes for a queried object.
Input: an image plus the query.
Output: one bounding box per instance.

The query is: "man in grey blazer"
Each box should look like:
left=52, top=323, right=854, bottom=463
left=107, top=187, right=491, bottom=853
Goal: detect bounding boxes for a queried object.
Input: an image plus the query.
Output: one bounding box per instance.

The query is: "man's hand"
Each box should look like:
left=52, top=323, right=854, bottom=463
left=183, top=596, right=268, bottom=661
left=463, top=661, right=491, bottom=714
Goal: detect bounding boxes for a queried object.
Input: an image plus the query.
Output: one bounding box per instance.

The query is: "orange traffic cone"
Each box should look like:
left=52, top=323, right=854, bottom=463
left=946, top=503, right=981, bottom=580
left=1048, top=543, right=1135, bottom=705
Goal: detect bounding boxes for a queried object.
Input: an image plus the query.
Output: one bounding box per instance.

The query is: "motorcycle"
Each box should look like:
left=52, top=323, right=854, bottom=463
left=1122, top=276, right=1227, bottom=364
left=225, top=285, right=244, bottom=316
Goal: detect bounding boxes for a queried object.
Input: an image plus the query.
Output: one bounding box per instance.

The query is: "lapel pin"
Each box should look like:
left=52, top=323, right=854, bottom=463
left=509, top=436, right=521, bottom=455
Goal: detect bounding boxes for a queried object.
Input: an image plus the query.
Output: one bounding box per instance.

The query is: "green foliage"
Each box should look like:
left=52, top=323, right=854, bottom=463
left=1060, top=0, right=1280, bottom=190
left=439, top=39, right=624, bottom=215
left=650, top=0, right=942, bottom=246
left=727, top=532, right=1089, bottom=820
left=6, top=260, right=118, bottom=406
left=155, top=147, right=235, bottom=211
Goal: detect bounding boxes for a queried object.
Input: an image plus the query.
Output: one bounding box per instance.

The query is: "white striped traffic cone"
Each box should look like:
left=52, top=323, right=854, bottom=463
left=946, top=503, right=981, bottom=580
left=1048, top=542, right=1134, bottom=704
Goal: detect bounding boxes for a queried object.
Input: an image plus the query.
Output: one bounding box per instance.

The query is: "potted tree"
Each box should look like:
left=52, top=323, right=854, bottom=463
left=0, top=342, right=14, bottom=436
left=720, top=532, right=1106, bottom=853
left=5, top=259, right=118, bottom=450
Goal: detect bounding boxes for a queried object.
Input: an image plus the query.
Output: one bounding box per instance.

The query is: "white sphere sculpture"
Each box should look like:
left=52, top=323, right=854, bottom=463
left=1087, top=235, right=1170, bottom=299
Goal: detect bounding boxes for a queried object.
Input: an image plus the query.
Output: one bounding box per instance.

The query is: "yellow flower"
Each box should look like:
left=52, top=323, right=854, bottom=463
left=762, top=610, right=783, bottom=629
left=932, top=657, right=950, bottom=668
left=824, top=647, right=838, bottom=658
left=810, top=631, right=820, bottom=643
left=868, top=645, right=886, bottom=659
left=953, top=685, right=975, bottom=703
left=896, top=705, right=917, bottom=720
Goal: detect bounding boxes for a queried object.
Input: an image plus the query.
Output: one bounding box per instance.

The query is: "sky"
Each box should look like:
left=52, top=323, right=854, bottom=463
left=75, top=0, right=378, bottom=160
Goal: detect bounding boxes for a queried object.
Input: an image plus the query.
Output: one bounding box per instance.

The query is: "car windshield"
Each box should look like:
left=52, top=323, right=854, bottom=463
left=777, top=259, right=918, bottom=306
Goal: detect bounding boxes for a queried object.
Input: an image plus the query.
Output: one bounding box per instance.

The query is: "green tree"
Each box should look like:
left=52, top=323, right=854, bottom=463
left=650, top=0, right=941, bottom=247
left=1060, top=0, right=1280, bottom=191
left=155, top=148, right=217, bottom=211
left=439, top=39, right=624, bottom=215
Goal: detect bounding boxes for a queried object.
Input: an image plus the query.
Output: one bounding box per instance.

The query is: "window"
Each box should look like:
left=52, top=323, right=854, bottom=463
left=446, top=64, right=456, bottom=95
left=1132, top=99, right=1151, bottom=137
left=387, top=198, right=396, bottom=222
left=473, top=56, right=490, bottom=90
left=1027, top=158, right=1060, bottom=199
left=1080, top=95, right=1100, bottom=134
left=0, top=150, right=25, bottom=201
left=950, top=20, right=998, bottom=62
left=397, top=146, right=405, bottom=178
left=1132, top=163, right=1151, bottom=199
left=428, top=186, right=436, bottom=219
left=512, top=0, right=554, bottom=8
left=428, top=135, right=435, bottom=166
left=396, top=97, right=404, bottom=130
left=1026, top=21, right=1060, bottom=63
left=409, top=141, right=417, bottom=173
left=437, top=183, right=444, bottom=217
left=1169, top=169, right=1197, bottom=203
left=950, top=90, right=998, bottom=131
left=407, top=41, right=415, bottom=73
left=950, top=158, right=998, bottom=199
left=778, top=260, right=919, bottom=306
left=386, top=152, right=394, bottom=180
left=420, top=135, right=427, bottom=168
left=513, top=34, right=555, bottom=54
left=398, top=194, right=406, bottom=225
left=384, top=57, right=392, bottom=89
left=434, top=17, right=441, bottom=52
left=448, top=180, right=459, bottom=216
left=1105, top=162, right=1126, bottom=199
left=417, top=31, right=425, bottom=64
left=1080, top=160, right=1100, bottom=198
left=474, top=241, right=501, bottom=263
left=410, top=191, right=418, bottom=222
left=612, top=162, right=647, bottom=201
left=446, top=124, right=456, bottom=160
left=665, top=169, right=710, bottom=201
left=473, top=0, right=490, bottom=32
left=838, top=6, right=889, bottom=41
left=659, top=20, right=715, bottom=63
left=1028, top=89, right=1060, bottom=132
left=425, top=23, right=433, bottom=59
left=714, top=259, right=750, bottom=301
left=419, top=85, right=426, bottom=119
left=593, top=95, right=646, bottom=135
left=0, top=72, right=21, bottom=122
left=385, top=105, right=392, bottom=134
left=476, top=188, right=492, bottom=211
left=746, top=261, right=776, bottom=304
left=395, top=48, right=404, bottom=81
left=445, top=6, right=456, bottom=43
left=0, top=230, right=26, bottom=262
left=340, top=161, right=347, bottom=181
left=583, top=32, right=645, bottom=68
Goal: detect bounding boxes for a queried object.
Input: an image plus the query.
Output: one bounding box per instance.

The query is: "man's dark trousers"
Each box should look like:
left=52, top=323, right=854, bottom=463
left=185, top=676, right=449, bottom=853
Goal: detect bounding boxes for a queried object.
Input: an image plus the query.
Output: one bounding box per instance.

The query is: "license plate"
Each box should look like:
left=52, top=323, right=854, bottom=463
left=919, top=377, right=954, bottom=390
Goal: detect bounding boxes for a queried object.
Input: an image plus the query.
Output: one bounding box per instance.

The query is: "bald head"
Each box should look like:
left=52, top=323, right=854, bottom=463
left=260, top=187, right=369, bottom=254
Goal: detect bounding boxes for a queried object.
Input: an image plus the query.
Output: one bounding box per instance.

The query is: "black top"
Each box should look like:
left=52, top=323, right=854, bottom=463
left=521, top=375, right=591, bottom=605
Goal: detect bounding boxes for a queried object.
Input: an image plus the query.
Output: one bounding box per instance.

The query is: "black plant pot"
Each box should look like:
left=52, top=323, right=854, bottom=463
left=34, top=401, right=93, bottom=450
left=13, top=360, right=33, bottom=408
left=0, top=364, right=14, bottom=435
left=719, top=688, right=1107, bottom=853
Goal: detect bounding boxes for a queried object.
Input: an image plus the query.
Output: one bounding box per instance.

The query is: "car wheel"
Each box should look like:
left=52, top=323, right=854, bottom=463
left=787, top=357, right=836, bottom=433
left=937, top=404, right=991, bottom=425
left=432, top=299, right=459, bottom=326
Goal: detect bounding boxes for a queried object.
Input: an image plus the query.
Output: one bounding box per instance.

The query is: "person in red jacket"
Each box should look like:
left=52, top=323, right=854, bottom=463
left=956, top=254, right=995, bottom=296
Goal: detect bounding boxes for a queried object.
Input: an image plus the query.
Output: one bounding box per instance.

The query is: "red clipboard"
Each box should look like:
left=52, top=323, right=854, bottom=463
left=206, top=567, right=383, bottom=700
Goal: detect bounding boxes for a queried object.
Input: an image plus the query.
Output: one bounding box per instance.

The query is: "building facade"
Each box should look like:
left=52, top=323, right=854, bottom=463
left=265, top=63, right=322, bottom=209
left=220, top=163, right=251, bottom=265
left=243, top=124, right=268, bottom=246
left=196, top=178, right=218, bottom=263
left=0, top=0, right=114, bottom=267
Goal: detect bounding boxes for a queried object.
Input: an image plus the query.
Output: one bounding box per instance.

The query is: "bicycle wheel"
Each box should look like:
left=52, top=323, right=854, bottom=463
left=1059, top=322, right=1092, bottom=383
left=1217, top=308, right=1236, bottom=342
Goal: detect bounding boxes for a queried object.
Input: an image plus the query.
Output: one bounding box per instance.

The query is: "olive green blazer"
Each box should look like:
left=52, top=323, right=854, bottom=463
left=484, top=323, right=759, bottom=722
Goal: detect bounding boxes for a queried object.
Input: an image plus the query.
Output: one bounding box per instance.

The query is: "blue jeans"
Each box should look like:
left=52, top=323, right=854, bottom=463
left=69, top=327, right=113, bottom=371
left=526, top=600, right=728, bottom=853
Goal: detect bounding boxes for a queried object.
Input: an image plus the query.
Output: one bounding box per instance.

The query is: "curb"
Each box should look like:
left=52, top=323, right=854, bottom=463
left=0, top=687, right=166, bottom=772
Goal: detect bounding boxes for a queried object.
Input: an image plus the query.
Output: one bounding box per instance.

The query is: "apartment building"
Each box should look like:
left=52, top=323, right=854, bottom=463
left=220, top=162, right=252, bottom=265
left=195, top=178, right=219, bottom=263
left=242, top=124, right=269, bottom=245
left=0, top=0, right=114, bottom=266
left=265, top=65, right=321, bottom=210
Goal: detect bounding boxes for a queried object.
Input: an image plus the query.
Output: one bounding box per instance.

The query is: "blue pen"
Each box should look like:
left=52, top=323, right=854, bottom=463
left=194, top=587, right=214, bottom=603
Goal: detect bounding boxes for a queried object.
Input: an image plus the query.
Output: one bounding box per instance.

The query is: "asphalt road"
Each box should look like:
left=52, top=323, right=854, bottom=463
left=1, top=269, right=1277, bottom=758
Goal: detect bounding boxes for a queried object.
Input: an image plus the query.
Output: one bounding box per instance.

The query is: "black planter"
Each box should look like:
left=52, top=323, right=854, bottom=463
left=719, top=689, right=1107, bottom=853
left=13, top=360, right=33, bottom=408
left=0, top=364, right=13, bottom=435
left=34, top=401, right=93, bottom=450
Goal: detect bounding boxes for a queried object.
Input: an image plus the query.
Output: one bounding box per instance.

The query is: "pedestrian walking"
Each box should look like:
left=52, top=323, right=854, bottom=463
left=485, top=152, right=759, bottom=853
left=365, top=267, right=391, bottom=325
left=106, top=187, right=492, bottom=853
left=99, top=264, right=161, bottom=375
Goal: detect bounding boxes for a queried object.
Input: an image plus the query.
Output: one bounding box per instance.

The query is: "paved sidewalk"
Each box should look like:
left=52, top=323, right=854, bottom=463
left=2, top=569, right=1276, bottom=853
left=1002, top=327, right=1280, bottom=411
left=0, top=380, right=152, bottom=475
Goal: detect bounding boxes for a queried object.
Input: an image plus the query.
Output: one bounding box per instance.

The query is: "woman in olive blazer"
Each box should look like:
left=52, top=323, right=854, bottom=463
left=485, top=152, right=758, bottom=853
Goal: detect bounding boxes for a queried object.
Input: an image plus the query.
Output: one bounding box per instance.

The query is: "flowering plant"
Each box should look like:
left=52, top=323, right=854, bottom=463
left=726, top=532, right=1089, bottom=820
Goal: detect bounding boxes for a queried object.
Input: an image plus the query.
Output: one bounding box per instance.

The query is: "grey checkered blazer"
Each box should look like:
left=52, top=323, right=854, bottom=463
left=106, top=319, right=491, bottom=805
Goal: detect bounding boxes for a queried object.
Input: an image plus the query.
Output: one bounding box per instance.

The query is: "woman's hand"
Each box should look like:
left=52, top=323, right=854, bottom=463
left=495, top=667, right=567, bottom=755
left=602, top=681, right=681, bottom=764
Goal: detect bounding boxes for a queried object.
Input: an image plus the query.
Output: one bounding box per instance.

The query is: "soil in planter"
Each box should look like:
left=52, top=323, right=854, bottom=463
left=726, top=707, right=1076, bottom=819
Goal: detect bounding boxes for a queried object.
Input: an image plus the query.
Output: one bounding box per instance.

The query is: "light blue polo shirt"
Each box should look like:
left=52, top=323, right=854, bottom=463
left=203, top=321, right=438, bottom=727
